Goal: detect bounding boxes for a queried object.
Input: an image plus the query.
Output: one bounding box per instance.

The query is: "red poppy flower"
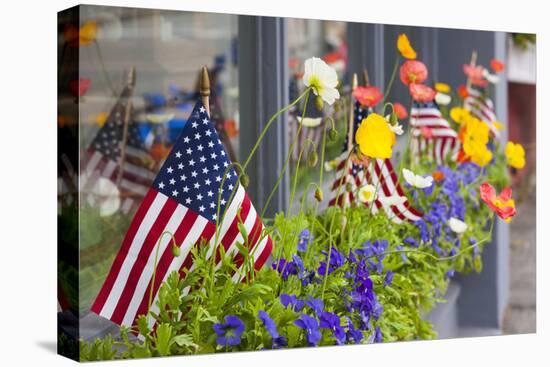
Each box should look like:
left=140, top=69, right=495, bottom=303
left=479, top=182, right=516, bottom=222
left=393, top=102, right=408, bottom=119
left=463, top=64, right=488, bottom=87
left=456, top=149, right=470, bottom=163
left=69, top=78, right=91, bottom=97
left=399, top=60, right=428, bottom=85
left=457, top=84, right=469, bottom=99
left=490, top=59, right=505, bottom=73
left=323, top=51, right=342, bottom=64
left=224, top=119, right=239, bottom=138
left=409, top=83, right=436, bottom=103
left=353, top=86, right=383, bottom=107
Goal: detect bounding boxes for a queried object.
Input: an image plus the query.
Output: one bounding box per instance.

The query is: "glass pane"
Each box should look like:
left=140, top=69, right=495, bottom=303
left=60, top=5, right=238, bottom=339
left=287, top=19, right=348, bottom=210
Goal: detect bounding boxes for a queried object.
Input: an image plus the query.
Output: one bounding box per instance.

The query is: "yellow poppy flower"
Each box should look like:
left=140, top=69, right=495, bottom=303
left=434, top=82, right=451, bottom=93
left=355, top=113, right=396, bottom=159
left=95, top=112, right=108, bottom=127
left=470, top=145, right=493, bottom=167
left=493, top=120, right=504, bottom=130
left=397, top=34, right=417, bottom=60
left=505, top=142, right=526, bottom=169
left=461, top=117, right=492, bottom=167
left=450, top=107, right=470, bottom=124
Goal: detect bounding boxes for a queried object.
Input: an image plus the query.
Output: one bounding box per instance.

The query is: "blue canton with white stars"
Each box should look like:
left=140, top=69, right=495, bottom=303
left=413, top=101, right=439, bottom=110
left=90, top=85, right=147, bottom=161
left=342, top=100, right=369, bottom=176
left=153, top=101, right=238, bottom=223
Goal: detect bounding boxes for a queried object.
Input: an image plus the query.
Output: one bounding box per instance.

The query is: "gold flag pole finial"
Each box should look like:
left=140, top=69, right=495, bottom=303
left=200, top=66, right=211, bottom=116
left=363, top=69, right=370, bottom=87
left=127, top=66, right=136, bottom=88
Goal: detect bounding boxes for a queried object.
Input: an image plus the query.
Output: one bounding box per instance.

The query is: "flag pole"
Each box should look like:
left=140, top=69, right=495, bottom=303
left=116, top=66, right=136, bottom=186
left=200, top=66, right=211, bottom=116
left=363, top=69, right=370, bottom=87
left=463, top=50, right=477, bottom=108
left=347, top=73, right=358, bottom=153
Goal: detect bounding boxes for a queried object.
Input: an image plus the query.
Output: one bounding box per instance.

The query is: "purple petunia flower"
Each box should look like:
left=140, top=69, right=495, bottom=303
left=297, top=229, right=313, bottom=252
left=272, top=258, right=297, bottom=280
left=404, top=236, right=419, bottom=248
left=346, top=318, right=363, bottom=344
left=319, top=312, right=346, bottom=345
left=213, top=315, right=245, bottom=347
left=294, top=313, right=322, bottom=346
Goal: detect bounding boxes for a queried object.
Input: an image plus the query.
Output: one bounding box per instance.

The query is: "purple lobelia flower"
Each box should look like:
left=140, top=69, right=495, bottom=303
left=258, top=310, right=287, bottom=348
left=294, top=313, right=322, bottom=346
left=346, top=317, right=363, bottom=344
left=383, top=270, right=394, bottom=287
left=373, top=326, right=383, bottom=343
left=404, top=236, right=419, bottom=248
left=297, top=229, right=313, bottom=252
left=318, top=246, right=345, bottom=275
left=305, top=296, right=324, bottom=315
left=319, top=311, right=346, bottom=345
left=213, top=315, right=245, bottom=347
left=272, top=258, right=297, bottom=280
left=280, top=294, right=304, bottom=311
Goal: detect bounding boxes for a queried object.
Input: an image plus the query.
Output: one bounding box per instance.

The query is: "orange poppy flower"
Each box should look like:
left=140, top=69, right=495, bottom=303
left=400, top=60, right=428, bottom=85
left=490, top=59, right=505, bottom=73
left=393, top=102, right=408, bottom=120
left=463, top=64, right=488, bottom=88
left=63, top=20, right=97, bottom=47
left=409, top=83, right=436, bottom=103
left=479, top=182, right=516, bottom=222
left=457, top=84, right=469, bottom=99
left=432, top=171, right=445, bottom=182
left=353, top=86, right=383, bottom=108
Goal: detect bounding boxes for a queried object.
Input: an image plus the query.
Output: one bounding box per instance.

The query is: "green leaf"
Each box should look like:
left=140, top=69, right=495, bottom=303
left=155, top=323, right=173, bottom=356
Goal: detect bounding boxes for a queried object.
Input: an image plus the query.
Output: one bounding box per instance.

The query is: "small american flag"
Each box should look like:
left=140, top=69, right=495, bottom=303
left=329, top=101, right=422, bottom=224
left=91, top=101, right=272, bottom=327
left=81, top=84, right=156, bottom=215
left=409, top=101, right=460, bottom=165
left=464, top=86, right=500, bottom=137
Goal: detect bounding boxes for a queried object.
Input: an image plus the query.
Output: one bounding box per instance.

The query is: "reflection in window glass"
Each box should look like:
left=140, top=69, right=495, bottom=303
left=68, top=6, right=238, bottom=335
left=287, top=19, right=348, bottom=209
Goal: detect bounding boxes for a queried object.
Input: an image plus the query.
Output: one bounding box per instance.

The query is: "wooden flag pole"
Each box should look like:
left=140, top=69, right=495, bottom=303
left=116, top=66, right=136, bottom=186
left=347, top=73, right=358, bottom=153
left=463, top=50, right=477, bottom=108
left=363, top=69, right=370, bottom=87
left=200, top=66, right=211, bottom=116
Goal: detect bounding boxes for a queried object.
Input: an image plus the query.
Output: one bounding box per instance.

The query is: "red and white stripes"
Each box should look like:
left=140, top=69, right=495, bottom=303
left=464, top=86, right=500, bottom=138
left=91, top=184, right=272, bottom=328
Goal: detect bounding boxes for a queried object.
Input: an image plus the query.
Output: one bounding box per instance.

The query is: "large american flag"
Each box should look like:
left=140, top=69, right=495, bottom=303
left=464, top=86, right=500, bottom=138
left=409, top=101, right=460, bottom=165
left=91, top=101, right=272, bottom=328
left=329, top=101, right=422, bottom=224
left=81, top=84, right=156, bottom=215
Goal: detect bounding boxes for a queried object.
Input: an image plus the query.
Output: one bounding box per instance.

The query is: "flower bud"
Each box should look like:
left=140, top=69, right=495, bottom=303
left=390, top=111, right=398, bottom=125
left=315, top=95, right=324, bottom=111
left=314, top=187, right=324, bottom=202
left=171, top=244, right=181, bottom=257
left=328, top=128, right=338, bottom=141
left=307, top=150, right=318, bottom=167
left=239, top=173, right=250, bottom=188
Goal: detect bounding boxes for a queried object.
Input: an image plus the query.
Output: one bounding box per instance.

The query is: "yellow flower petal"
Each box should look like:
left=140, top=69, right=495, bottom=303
left=355, top=113, right=396, bottom=159
left=397, top=34, right=417, bottom=60
left=505, top=142, right=526, bottom=169
left=434, top=82, right=451, bottom=93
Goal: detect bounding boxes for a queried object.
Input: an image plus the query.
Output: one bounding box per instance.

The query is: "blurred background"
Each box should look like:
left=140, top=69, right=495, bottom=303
left=57, top=5, right=535, bottom=342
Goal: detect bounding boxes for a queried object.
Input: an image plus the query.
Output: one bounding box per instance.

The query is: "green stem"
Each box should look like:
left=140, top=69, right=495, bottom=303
left=262, top=90, right=311, bottom=218
left=242, top=88, right=311, bottom=173
left=94, top=40, right=117, bottom=96
left=288, top=138, right=315, bottom=216
left=147, top=231, right=177, bottom=323
left=381, top=57, right=400, bottom=107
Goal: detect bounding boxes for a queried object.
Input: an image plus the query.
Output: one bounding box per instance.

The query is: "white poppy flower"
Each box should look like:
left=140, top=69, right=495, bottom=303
left=146, top=113, right=175, bottom=124
left=358, top=184, right=377, bottom=203
left=390, top=123, right=404, bottom=135
left=435, top=92, right=451, bottom=106
left=378, top=194, right=407, bottom=207
left=448, top=217, right=468, bottom=234
left=324, top=159, right=339, bottom=172
left=92, top=177, right=121, bottom=217
left=303, top=57, right=340, bottom=106
left=297, top=116, right=323, bottom=127
left=483, top=69, right=500, bottom=84
left=402, top=168, right=434, bottom=189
